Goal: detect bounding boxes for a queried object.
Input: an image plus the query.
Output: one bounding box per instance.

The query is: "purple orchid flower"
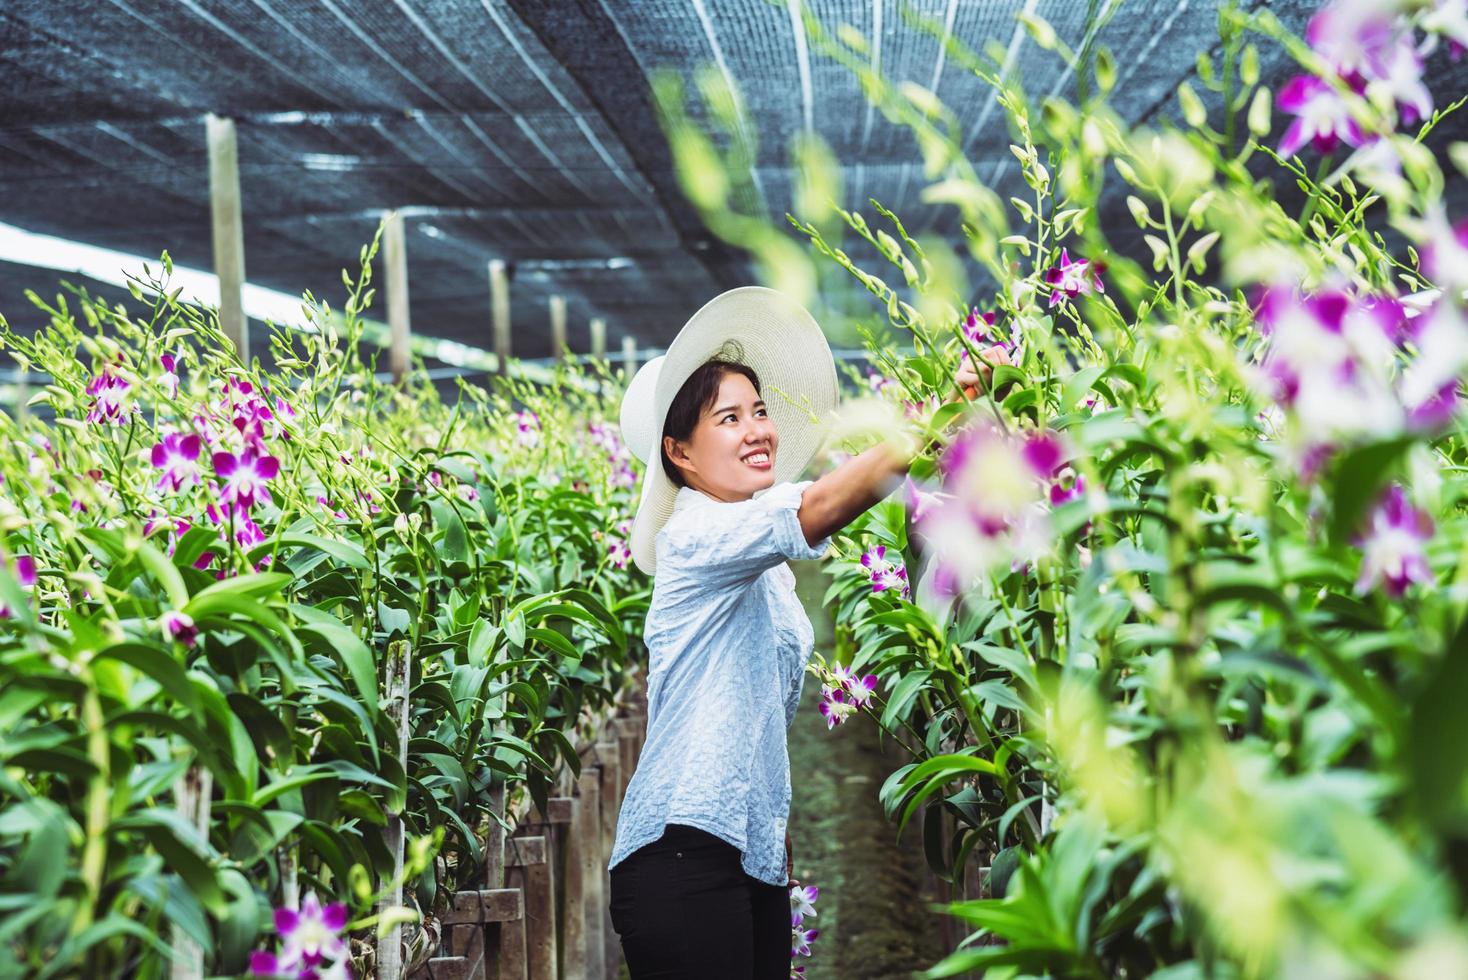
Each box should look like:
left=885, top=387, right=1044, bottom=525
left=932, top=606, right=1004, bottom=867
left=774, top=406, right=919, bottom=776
left=1424, top=0, right=1468, bottom=58
left=0, top=554, right=36, bottom=620
left=1277, top=74, right=1367, bottom=157
left=151, top=432, right=203, bottom=492
left=513, top=410, right=541, bottom=448
left=1354, top=484, right=1434, bottom=596
left=791, top=924, right=820, bottom=958
left=161, top=611, right=199, bottom=648
left=866, top=369, right=896, bottom=395
left=1043, top=249, right=1105, bottom=308
left=159, top=352, right=181, bottom=398
left=607, top=537, right=632, bottom=571
left=789, top=884, right=819, bottom=920
left=213, top=448, right=280, bottom=510
left=84, top=368, right=131, bottom=425
left=817, top=686, right=856, bottom=730
left=860, top=545, right=912, bottom=599
left=1307, top=5, right=1432, bottom=125
left=207, top=501, right=266, bottom=548
left=250, top=892, right=352, bottom=980
left=1421, top=213, right=1468, bottom=295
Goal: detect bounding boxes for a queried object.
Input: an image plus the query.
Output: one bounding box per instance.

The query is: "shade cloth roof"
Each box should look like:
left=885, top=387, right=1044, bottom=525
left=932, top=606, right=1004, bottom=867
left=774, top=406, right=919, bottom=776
left=2, top=0, right=1463, bottom=370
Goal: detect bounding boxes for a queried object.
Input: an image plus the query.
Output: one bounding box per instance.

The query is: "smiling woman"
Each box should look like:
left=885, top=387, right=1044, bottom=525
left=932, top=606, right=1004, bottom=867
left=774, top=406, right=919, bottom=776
left=603, top=287, right=1006, bottom=979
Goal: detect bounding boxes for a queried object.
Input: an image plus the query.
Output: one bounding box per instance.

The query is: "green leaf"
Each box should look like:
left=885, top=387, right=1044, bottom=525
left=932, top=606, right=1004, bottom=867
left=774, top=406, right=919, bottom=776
left=299, top=621, right=379, bottom=716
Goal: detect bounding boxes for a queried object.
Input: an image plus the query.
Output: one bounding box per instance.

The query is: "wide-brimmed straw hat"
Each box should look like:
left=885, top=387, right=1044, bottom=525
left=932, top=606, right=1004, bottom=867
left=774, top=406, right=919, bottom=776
left=618, top=286, right=839, bottom=575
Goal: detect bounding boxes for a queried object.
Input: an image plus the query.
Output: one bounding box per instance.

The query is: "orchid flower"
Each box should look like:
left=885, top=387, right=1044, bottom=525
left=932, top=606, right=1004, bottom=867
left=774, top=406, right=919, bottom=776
left=213, top=448, right=280, bottom=510
left=1277, top=74, right=1367, bottom=157
left=1043, top=249, right=1105, bottom=307
left=1354, top=484, right=1434, bottom=596
left=84, top=368, right=132, bottom=425
left=249, top=892, right=353, bottom=980
left=150, top=432, right=203, bottom=492
left=0, top=554, right=37, bottom=620
left=817, top=686, right=857, bottom=730
left=161, top=611, right=199, bottom=648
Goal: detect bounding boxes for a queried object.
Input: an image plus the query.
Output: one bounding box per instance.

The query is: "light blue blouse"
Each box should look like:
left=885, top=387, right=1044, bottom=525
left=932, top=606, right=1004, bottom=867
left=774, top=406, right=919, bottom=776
left=607, top=479, right=831, bottom=886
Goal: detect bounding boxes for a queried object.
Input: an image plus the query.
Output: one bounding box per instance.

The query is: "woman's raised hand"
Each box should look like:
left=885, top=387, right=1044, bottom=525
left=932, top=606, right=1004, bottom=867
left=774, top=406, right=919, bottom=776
left=954, top=344, right=1013, bottom=401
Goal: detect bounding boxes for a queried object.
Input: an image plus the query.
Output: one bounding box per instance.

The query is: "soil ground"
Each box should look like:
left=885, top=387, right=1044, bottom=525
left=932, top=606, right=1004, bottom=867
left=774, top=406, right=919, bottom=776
left=786, top=560, right=948, bottom=979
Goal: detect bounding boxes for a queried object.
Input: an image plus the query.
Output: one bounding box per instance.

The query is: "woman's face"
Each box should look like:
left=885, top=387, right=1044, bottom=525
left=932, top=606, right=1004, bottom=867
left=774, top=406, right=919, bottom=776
left=663, top=371, right=779, bottom=502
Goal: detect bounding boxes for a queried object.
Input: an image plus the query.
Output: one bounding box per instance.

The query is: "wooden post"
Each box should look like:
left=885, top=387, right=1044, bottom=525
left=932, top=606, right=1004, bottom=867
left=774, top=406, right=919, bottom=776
left=550, top=294, right=567, bottom=360
left=169, top=766, right=212, bottom=980
left=489, top=259, right=511, bottom=376
left=505, top=837, right=552, bottom=980
left=376, top=639, right=413, bottom=980
left=577, top=771, right=605, bottom=980
left=621, top=336, right=638, bottom=377
left=206, top=114, right=247, bottom=358
left=430, top=889, right=523, bottom=980
left=384, top=210, right=412, bottom=383
left=596, top=744, right=622, bottom=976
left=561, top=796, right=589, bottom=979
left=589, top=318, right=606, bottom=362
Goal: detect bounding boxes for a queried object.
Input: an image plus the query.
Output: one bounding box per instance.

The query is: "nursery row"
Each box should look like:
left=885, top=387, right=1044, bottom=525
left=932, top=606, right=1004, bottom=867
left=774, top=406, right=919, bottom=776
left=0, top=239, right=653, bottom=978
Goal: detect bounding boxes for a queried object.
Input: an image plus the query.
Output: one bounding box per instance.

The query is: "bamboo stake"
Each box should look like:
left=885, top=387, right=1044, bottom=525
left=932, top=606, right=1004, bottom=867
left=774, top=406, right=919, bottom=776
left=169, top=766, right=212, bottom=980
left=377, top=639, right=413, bottom=980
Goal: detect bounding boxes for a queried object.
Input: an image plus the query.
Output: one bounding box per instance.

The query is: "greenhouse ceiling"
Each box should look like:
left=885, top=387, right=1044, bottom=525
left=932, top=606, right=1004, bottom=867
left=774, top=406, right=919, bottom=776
left=2, top=0, right=1463, bottom=370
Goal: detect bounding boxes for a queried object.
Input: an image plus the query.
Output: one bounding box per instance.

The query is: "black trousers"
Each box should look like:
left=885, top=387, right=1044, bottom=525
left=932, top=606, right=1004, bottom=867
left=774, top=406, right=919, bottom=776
left=609, top=823, right=789, bottom=979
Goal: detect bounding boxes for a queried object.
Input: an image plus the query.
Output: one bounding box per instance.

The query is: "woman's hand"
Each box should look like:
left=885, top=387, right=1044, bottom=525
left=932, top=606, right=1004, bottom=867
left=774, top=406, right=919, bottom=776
left=952, top=344, right=1013, bottom=403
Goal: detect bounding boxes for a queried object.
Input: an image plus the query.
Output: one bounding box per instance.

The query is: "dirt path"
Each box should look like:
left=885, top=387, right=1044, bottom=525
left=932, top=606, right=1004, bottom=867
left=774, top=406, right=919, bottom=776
left=787, top=560, right=947, bottom=979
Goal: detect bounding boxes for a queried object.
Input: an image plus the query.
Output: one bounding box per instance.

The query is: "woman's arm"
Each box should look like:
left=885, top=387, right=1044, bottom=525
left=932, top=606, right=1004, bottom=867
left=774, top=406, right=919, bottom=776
left=797, top=344, right=1011, bottom=545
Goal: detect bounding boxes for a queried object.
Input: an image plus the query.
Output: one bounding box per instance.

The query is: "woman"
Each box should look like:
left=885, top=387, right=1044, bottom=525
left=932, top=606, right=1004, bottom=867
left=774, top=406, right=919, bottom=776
left=607, top=287, right=1008, bottom=978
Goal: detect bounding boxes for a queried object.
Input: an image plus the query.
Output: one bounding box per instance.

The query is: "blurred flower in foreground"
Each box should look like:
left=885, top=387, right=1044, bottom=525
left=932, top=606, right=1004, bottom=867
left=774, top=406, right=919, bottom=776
left=1307, top=3, right=1432, bottom=124
left=249, top=892, right=353, bottom=980
left=1250, top=283, right=1437, bottom=474
left=1354, top=483, right=1433, bottom=596
left=916, top=426, right=1061, bottom=587
left=0, top=554, right=36, bottom=620
left=160, top=610, right=198, bottom=647
left=1277, top=75, right=1366, bottom=157
left=1043, top=250, right=1105, bottom=308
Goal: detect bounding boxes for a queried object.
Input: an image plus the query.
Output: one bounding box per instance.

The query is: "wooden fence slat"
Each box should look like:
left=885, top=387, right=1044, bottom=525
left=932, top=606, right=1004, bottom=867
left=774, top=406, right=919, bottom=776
left=562, top=795, right=588, bottom=979
left=595, top=744, right=622, bottom=978
left=506, top=836, right=555, bottom=980
left=577, top=771, right=605, bottom=980
left=501, top=870, right=532, bottom=980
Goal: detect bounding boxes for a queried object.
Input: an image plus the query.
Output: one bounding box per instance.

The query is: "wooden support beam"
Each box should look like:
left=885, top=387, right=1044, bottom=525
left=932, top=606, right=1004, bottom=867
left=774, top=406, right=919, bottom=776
left=590, top=317, right=606, bottom=361
left=384, top=210, right=412, bottom=382
left=532, top=797, right=574, bottom=826
left=440, top=888, right=523, bottom=925
left=205, top=114, right=247, bottom=358
left=497, top=876, right=531, bottom=980
left=621, top=336, right=638, bottom=377
left=489, top=259, right=511, bottom=376
left=505, top=836, right=554, bottom=980
left=595, top=744, right=622, bottom=977
left=615, top=718, right=642, bottom=795
left=577, top=771, right=606, bottom=980
left=562, top=796, right=588, bottom=980
left=550, top=294, right=567, bottom=359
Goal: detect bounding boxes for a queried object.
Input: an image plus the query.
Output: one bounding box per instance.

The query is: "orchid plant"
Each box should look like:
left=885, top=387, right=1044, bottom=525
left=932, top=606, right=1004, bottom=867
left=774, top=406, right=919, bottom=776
left=657, top=0, right=1468, bottom=974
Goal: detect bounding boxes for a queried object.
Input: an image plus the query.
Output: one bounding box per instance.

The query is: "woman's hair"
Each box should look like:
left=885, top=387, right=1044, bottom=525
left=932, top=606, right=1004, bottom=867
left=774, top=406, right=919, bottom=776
left=660, top=357, right=762, bottom=488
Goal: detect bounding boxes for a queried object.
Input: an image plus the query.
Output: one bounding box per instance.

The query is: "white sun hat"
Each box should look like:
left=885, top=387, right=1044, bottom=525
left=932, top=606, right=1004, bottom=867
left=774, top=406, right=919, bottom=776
left=618, top=286, right=840, bottom=575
